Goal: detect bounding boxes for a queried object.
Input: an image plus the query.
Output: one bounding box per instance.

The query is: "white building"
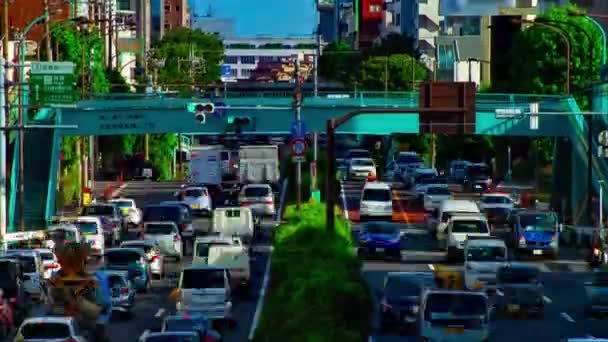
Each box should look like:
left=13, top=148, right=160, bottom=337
left=223, top=37, right=317, bottom=81
left=112, top=0, right=139, bottom=84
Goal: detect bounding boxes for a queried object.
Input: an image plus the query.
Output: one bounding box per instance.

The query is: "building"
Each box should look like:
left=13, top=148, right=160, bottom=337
left=358, top=0, right=384, bottom=49
left=163, top=0, right=190, bottom=31
left=222, top=37, right=317, bottom=81
left=114, top=0, right=139, bottom=84
left=5, top=0, right=71, bottom=43
left=380, top=0, right=443, bottom=57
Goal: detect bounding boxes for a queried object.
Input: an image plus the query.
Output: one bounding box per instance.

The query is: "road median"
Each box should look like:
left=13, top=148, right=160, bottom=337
left=253, top=202, right=373, bottom=342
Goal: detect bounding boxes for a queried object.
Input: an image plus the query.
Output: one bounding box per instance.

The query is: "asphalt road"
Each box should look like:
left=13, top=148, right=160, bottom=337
left=340, top=180, right=608, bottom=341
left=86, top=181, right=276, bottom=341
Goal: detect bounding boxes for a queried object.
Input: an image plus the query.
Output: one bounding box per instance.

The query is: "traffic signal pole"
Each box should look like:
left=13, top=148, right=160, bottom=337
left=295, top=57, right=302, bottom=210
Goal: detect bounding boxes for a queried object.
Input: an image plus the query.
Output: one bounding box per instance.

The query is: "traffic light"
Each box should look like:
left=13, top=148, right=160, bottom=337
left=187, top=102, right=215, bottom=124
left=227, top=116, right=252, bottom=134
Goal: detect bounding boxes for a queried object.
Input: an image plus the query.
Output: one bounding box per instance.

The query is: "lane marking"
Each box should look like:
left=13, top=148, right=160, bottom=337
left=340, top=181, right=350, bottom=221
left=428, top=264, right=435, bottom=271
left=587, top=336, right=596, bottom=339
left=495, top=289, right=504, bottom=297
left=248, top=255, right=272, bottom=341
left=142, top=329, right=150, bottom=337
left=560, top=312, right=576, bottom=323
left=154, top=308, right=165, bottom=318
left=543, top=295, right=552, bottom=304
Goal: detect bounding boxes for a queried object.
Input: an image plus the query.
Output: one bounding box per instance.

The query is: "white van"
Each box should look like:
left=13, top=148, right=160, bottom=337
left=208, top=245, right=250, bottom=290
left=446, top=215, right=491, bottom=260
left=430, top=200, right=481, bottom=240
left=74, top=216, right=105, bottom=255
left=212, top=207, right=254, bottom=243
left=360, top=182, right=393, bottom=221
left=193, top=235, right=243, bottom=266
left=175, top=266, right=233, bottom=322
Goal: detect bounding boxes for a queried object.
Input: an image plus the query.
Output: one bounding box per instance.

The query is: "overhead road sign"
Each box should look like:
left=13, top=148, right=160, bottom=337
left=29, top=61, right=78, bottom=105
left=495, top=108, right=523, bottom=119
left=291, top=120, right=307, bottom=138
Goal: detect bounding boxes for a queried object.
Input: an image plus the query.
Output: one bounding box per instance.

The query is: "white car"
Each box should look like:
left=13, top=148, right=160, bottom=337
left=110, top=198, right=142, bottom=226
left=143, top=221, right=183, bottom=259
left=359, top=182, right=393, bottom=221
left=479, top=193, right=515, bottom=210
left=348, top=158, right=377, bottom=180
left=423, top=187, right=453, bottom=211
left=239, top=184, right=275, bottom=217
left=35, top=248, right=60, bottom=280
left=74, top=216, right=105, bottom=255
left=15, top=316, right=88, bottom=342
left=414, top=176, right=448, bottom=195
left=183, top=187, right=212, bottom=214
left=446, top=215, right=491, bottom=260
left=464, top=238, right=508, bottom=290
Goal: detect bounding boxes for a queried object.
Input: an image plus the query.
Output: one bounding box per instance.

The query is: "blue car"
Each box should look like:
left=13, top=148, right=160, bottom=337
left=102, top=248, right=152, bottom=292
left=162, top=313, right=222, bottom=342
left=511, top=210, right=560, bottom=259
left=358, top=222, right=402, bottom=259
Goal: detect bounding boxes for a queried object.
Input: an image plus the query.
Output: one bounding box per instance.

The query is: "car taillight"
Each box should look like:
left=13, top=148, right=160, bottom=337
left=149, top=255, right=159, bottom=262
left=112, top=223, right=117, bottom=228
left=120, top=287, right=129, bottom=295
left=46, top=264, right=59, bottom=269
left=262, top=200, right=273, bottom=205
left=174, top=234, right=181, bottom=241
left=9, top=297, right=17, bottom=304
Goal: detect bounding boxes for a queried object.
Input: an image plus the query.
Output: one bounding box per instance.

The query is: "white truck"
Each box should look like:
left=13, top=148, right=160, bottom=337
left=238, top=145, right=279, bottom=187
left=188, top=147, right=224, bottom=185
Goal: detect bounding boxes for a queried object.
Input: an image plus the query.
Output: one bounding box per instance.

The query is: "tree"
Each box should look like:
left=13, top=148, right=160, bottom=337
left=370, top=33, right=419, bottom=58
left=319, top=41, right=361, bottom=84
left=151, top=28, right=224, bottom=92
left=106, top=68, right=131, bottom=93
left=149, top=134, right=178, bottom=180
left=358, top=54, right=427, bottom=91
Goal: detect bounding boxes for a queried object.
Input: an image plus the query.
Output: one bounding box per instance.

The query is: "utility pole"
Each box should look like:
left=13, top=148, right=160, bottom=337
left=15, top=40, right=24, bottom=232
left=2, top=0, right=9, bottom=233
left=1, top=57, right=7, bottom=245
left=314, top=30, right=320, bottom=97
left=43, top=0, right=53, bottom=61
left=107, top=0, right=113, bottom=68
left=295, top=55, right=302, bottom=209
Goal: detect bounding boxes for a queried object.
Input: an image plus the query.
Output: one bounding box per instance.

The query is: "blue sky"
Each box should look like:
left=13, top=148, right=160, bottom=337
left=188, top=0, right=318, bottom=36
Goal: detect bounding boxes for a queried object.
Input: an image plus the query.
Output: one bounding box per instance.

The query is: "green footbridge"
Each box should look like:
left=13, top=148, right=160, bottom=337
left=8, top=90, right=608, bottom=230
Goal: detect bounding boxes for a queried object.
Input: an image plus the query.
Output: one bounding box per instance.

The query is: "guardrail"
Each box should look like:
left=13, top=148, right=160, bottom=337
left=275, top=178, right=289, bottom=222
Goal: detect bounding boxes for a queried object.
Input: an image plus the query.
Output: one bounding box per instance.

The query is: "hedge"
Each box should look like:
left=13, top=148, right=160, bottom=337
left=254, top=203, right=373, bottom=342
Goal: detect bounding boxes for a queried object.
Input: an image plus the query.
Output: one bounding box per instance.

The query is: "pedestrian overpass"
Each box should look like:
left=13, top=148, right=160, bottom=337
left=7, top=90, right=608, bottom=230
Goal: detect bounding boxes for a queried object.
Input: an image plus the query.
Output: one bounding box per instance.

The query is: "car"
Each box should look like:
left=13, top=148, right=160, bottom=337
left=239, top=184, right=275, bottom=217
left=15, top=317, right=88, bottom=341
left=173, top=266, right=233, bottom=322
left=74, top=216, right=105, bottom=255
left=423, top=186, right=453, bottom=211
left=182, top=187, right=213, bottom=215
left=161, top=313, right=222, bottom=342
left=449, top=159, right=471, bottom=183
left=142, top=205, right=194, bottom=239
left=109, top=198, right=142, bottom=227
left=464, top=163, right=492, bottom=192
left=139, top=331, right=199, bottom=342
left=510, top=210, right=560, bottom=258
left=0, top=258, right=28, bottom=323
left=81, top=203, right=124, bottom=245
left=4, top=250, right=43, bottom=302
left=584, top=270, right=608, bottom=316
left=119, top=240, right=165, bottom=278
left=103, top=270, right=136, bottom=316
left=479, top=193, right=514, bottom=211
left=357, top=222, right=402, bottom=260
left=463, top=238, right=508, bottom=291
left=348, top=158, right=376, bottom=180
left=193, top=235, right=243, bottom=265
left=378, top=272, right=436, bottom=332
left=495, top=263, right=544, bottom=318
left=44, top=224, right=83, bottom=250
left=102, top=248, right=152, bottom=293
left=443, top=214, right=491, bottom=261
left=142, top=221, right=183, bottom=260
left=34, top=248, right=60, bottom=280
left=359, top=182, right=393, bottom=221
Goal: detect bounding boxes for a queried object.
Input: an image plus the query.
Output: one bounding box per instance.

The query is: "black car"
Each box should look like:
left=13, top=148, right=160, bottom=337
left=496, top=263, right=544, bottom=318
left=464, top=163, right=492, bottom=192
left=378, top=272, right=436, bottom=332
left=142, top=205, right=193, bottom=237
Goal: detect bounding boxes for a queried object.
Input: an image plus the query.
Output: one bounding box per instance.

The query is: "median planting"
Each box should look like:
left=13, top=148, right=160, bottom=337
left=254, top=203, right=373, bottom=342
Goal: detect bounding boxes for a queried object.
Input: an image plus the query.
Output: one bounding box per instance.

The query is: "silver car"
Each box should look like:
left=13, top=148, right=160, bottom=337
left=119, top=240, right=165, bottom=278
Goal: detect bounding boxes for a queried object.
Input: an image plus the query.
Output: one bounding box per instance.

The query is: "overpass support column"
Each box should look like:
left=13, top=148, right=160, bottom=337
left=144, top=134, right=149, bottom=160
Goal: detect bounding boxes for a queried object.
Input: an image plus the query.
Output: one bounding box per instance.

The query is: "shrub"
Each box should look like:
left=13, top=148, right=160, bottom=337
left=254, top=203, right=373, bottom=342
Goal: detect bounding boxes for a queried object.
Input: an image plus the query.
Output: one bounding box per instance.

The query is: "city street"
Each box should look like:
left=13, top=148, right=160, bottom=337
left=91, top=181, right=275, bottom=342
left=339, top=180, right=607, bottom=341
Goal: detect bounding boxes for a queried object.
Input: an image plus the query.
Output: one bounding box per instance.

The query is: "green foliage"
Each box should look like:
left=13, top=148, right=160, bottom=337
left=151, top=28, right=224, bottom=91
left=149, top=134, right=178, bottom=180
left=319, top=41, right=361, bottom=85
left=435, top=135, right=495, bottom=167
left=106, top=68, right=131, bottom=93
left=358, top=54, right=427, bottom=91
left=506, top=4, right=602, bottom=109
left=254, top=203, right=373, bottom=342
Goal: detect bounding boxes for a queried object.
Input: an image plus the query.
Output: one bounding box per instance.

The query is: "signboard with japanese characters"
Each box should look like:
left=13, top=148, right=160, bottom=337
left=29, top=62, right=78, bottom=105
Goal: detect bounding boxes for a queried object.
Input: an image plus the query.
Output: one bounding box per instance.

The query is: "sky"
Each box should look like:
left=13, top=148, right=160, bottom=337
left=188, top=0, right=318, bottom=36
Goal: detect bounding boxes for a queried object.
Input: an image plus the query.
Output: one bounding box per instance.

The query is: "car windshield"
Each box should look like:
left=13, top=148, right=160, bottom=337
left=105, top=251, right=141, bottom=264
left=20, top=322, right=71, bottom=339
left=397, top=155, right=421, bottom=163
left=468, top=165, right=489, bottom=176
left=427, top=187, right=451, bottom=195
left=386, top=277, right=421, bottom=298
left=145, top=335, right=198, bottom=342
left=39, top=252, right=54, bottom=262
left=112, top=201, right=133, bottom=208
left=76, top=222, right=98, bottom=235
left=352, top=159, right=374, bottom=166
left=145, top=224, right=175, bottom=235
left=108, top=275, right=126, bottom=288
left=451, top=220, right=488, bottom=234
left=362, top=189, right=391, bottom=202
left=185, top=189, right=204, bottom=197
left=13, top=256, right=36, bottom=273
left=466, top=246, right=506, bottom=262
left=122, top=244, right=154, bottom=254
left=349, top=151, right=370, bottom=158
left=424, top=293, right=487, bottom=319
left=83, top=205, right=114, bottom=216
left=421, top=177, right=446, bottom=184
left=244, top=187, right=270, bottom=197
left=196, top=242, right=232, bottom=257
left=47, top=229, right=77, bottom=242
left=481, top=196, right=512, bottom=204
left=365, top=223, right=399, bottom=235
left=165, top=319, right=203, bottom=332
left=143, top=206, right=181, bottom=222
left=181, top=269, right=225, bottom=289
left=520, top=213, right=557, bottom=232
left=498, top=267, right=539, bottom=284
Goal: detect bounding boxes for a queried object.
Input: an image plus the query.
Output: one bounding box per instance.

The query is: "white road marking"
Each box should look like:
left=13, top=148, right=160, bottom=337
left=543, top=296, right=552, bottom=304
left=248, top=255, right=272, bottom=341
left=586, top=336, right=596, bottom=339
left=340, top=181, right=350, bottom=220
left=428, top=264, right=435, bottom=271
left=141, top=329, right=150, bottom=337
left=560, top=312, right=576, bottom=323
left=154, top=308, right=165, bottom=318
left=495, top=289, right=504, bottom=297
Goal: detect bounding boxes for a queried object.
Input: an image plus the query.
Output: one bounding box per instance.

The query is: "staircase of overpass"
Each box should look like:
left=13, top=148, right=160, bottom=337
left=7, top=90, right=608, bottom=231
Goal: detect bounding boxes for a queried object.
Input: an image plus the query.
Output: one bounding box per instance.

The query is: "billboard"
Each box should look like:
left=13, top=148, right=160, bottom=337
left=440, top=0, right=517, bottom=16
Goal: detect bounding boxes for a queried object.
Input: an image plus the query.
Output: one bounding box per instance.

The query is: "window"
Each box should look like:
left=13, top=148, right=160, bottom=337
left=184, top=189, right=204, bottom=197
left=259, top=56, right=277, bottom=63
left=196, top=241, right=231, bottom=257
left=240, top=69, right=252, bottom=78
left=145, top=223, right=175, bottom=235
left=181, top=269, right=225, bottom=289
left=395, top=13, right=401, bottom=26
left=451, top=220, right=488, bottom=234
left=369, top=4, right=382, bottom=12
left=230, top=69, right=237, bottom=77
left=362, top=189, right=391, bottom=202
left=244, top=186, right=270, bottom=198
left=76, top=222, right=98, bottom=235
left=176, top=5, right=180, bottom=11
left=21, top=323, right=71, bottom=339
left=83, top=205, right=114, bottom=216
left=224, top=56, right=237, bottom=64
left=105, top=251, right=142, bottom=264
left=240, top=56, right=255, bottom=64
